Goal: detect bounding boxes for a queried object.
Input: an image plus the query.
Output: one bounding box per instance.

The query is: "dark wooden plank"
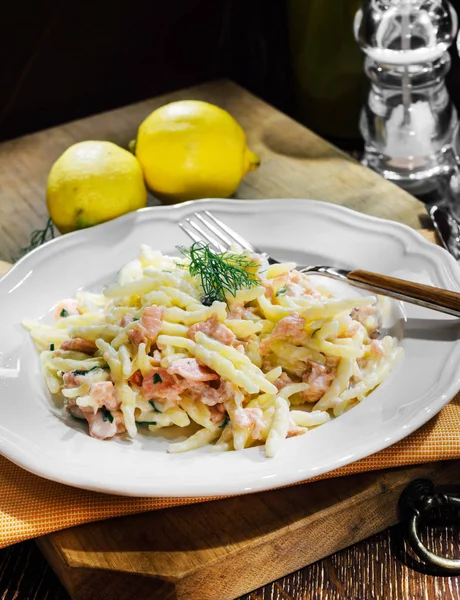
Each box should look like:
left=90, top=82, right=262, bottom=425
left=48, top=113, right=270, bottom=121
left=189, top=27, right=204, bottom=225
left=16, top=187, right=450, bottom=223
left=0, top=541, right=69, bottom=600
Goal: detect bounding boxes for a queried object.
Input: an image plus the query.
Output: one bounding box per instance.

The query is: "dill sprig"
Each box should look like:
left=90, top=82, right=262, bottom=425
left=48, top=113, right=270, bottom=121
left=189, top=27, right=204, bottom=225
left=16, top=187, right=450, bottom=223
left=178, top=242, right=259, bottom=305
left=19, top=217, right=55, bottom=258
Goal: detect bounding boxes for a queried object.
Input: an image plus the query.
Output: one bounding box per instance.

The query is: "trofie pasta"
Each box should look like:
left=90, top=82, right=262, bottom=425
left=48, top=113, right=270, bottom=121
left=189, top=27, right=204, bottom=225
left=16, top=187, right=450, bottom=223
left=24, top=245, right=403, bottom=457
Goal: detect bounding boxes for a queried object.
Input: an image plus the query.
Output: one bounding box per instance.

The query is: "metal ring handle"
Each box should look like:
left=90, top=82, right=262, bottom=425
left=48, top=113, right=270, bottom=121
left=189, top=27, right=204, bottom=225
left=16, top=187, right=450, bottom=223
left=407, top=506, right=460, bottom=572
left=399, top=479, right=460, bottom=574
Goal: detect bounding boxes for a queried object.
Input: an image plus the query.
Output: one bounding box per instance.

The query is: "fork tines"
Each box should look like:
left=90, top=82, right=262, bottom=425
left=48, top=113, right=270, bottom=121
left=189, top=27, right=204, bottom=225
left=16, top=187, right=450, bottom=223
left=178, top=211, right=255, bottom=254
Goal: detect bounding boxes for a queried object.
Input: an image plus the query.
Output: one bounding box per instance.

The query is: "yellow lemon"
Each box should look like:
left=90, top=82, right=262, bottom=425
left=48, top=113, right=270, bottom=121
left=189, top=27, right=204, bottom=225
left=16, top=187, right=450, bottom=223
left=134, top=100, right=260, bottom=201
left=47, top=141, right=147, bottom=233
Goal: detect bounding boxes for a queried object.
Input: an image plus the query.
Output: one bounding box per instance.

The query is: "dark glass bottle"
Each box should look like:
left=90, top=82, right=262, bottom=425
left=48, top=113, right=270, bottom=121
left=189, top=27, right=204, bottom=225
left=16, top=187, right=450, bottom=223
left=287, top=0, right=367, bottom=148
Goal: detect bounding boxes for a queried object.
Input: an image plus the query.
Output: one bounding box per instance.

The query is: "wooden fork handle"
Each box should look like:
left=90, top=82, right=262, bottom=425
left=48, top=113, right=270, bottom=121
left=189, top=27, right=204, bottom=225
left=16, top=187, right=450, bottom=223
left=347, top=270, right=460, bottom=318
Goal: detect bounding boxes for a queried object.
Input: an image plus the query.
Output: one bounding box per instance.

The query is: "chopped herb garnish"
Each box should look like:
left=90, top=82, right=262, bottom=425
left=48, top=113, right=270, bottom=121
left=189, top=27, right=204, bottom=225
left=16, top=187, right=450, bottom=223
left=276, top=286, right=288, bottom=297
left=311, top=328, right=321, bottom=338
left=219, top=416, right=230, bottom=429
left=101, top=406, right=114, bottom=423
left=178, top=242, right=259, bottom=304
left=60, top=308, right=69, bottom=317
left=71, top=365, right=109, bottom=376
left=133, top=317, right=140, bottom=321
left=72, top=368, right=92, bottom=376
left=153, top=373, right=162, bottom=384
left=149, top=400, right=162, bottom=413
left=49, top=343, right=55, bottom=351
left=136, top=420, right=157, bottom=426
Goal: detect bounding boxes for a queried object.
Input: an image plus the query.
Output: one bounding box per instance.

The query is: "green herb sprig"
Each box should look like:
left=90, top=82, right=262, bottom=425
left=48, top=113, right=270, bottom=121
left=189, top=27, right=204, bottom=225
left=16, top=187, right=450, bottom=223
left=178, top=242, right=259, bottom=305
left=19, top=217, right=55, bottom=258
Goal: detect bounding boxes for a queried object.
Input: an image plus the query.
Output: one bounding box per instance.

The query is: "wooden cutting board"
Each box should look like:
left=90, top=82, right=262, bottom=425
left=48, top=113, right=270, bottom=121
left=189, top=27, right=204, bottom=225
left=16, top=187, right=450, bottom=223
left=34, top=462, right=460, bottom=600
left=3, top=229, right=458, bottom=600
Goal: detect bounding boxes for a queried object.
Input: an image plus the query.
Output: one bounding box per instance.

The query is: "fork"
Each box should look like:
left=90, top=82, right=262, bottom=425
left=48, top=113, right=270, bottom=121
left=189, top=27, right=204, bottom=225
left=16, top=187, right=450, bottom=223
left=179, top=210, right=460, bottom=318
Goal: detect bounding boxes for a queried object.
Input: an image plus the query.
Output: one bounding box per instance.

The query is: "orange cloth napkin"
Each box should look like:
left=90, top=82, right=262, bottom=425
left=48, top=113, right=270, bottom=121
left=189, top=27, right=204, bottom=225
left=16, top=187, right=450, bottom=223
left=1, top=394, right=459, bottom=549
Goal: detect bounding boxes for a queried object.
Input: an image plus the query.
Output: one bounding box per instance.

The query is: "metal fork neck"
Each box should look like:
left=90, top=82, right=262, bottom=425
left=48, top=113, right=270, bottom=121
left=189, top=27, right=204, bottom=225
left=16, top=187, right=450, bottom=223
left=299, top=266, right=351, bottom=280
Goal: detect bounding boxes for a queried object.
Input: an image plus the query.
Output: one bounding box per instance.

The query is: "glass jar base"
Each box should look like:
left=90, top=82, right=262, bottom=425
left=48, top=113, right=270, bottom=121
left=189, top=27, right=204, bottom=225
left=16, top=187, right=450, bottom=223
left=362, top=146, right=458, bottom=195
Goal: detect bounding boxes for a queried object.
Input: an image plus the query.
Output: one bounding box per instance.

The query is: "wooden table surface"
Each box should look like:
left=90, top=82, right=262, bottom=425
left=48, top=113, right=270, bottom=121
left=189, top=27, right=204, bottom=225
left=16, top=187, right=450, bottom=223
left=0, top=79, right=459, bottom=600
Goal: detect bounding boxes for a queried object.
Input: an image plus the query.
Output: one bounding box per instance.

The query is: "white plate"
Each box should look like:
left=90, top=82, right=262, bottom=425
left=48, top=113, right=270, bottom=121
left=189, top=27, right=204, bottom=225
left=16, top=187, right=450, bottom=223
left=1, top=199, right=460, bottom=497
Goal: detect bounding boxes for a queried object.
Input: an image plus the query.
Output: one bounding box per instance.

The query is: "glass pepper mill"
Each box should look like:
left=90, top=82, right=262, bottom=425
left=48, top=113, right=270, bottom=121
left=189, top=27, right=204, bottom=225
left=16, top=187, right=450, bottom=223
left=354, top=0, right=458, bottom=195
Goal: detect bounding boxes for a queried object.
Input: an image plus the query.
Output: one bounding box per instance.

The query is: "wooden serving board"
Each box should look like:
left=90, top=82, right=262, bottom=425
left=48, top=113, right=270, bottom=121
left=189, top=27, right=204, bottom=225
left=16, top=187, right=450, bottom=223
left=34, top=462, right=460, bottom=600
left=2, top=229, right=457, bottom=600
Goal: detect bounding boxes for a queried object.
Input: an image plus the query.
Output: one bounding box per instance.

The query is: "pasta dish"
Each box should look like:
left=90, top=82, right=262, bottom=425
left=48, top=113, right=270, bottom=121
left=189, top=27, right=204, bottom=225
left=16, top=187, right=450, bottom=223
left=25, top=244, right=402, bottom=457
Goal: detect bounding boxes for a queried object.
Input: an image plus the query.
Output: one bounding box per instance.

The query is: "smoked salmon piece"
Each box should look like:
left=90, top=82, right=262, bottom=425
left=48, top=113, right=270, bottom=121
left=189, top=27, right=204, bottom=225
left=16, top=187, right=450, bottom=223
left=59, top=338, right=98, bottom=355
left=168, top=358, right=219, bottom=382
left=188, top=314, right=235, bottom=345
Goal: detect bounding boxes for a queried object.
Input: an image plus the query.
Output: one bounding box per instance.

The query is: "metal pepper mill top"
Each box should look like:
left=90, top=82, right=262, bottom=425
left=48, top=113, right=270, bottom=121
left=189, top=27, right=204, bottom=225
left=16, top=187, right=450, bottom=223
left=354, top=0, right=458, bottom=195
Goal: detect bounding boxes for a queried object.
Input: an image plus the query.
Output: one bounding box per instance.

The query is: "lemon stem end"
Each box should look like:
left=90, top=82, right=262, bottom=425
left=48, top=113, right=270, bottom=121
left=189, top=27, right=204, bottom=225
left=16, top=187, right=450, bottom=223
left=245, top=148, right=260, bottom=173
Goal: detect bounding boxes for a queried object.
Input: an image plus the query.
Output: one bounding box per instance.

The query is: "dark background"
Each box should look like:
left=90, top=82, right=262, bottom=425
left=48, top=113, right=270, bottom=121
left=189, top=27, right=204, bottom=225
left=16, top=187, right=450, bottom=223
left=2, top=0, right=460, bottom=147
